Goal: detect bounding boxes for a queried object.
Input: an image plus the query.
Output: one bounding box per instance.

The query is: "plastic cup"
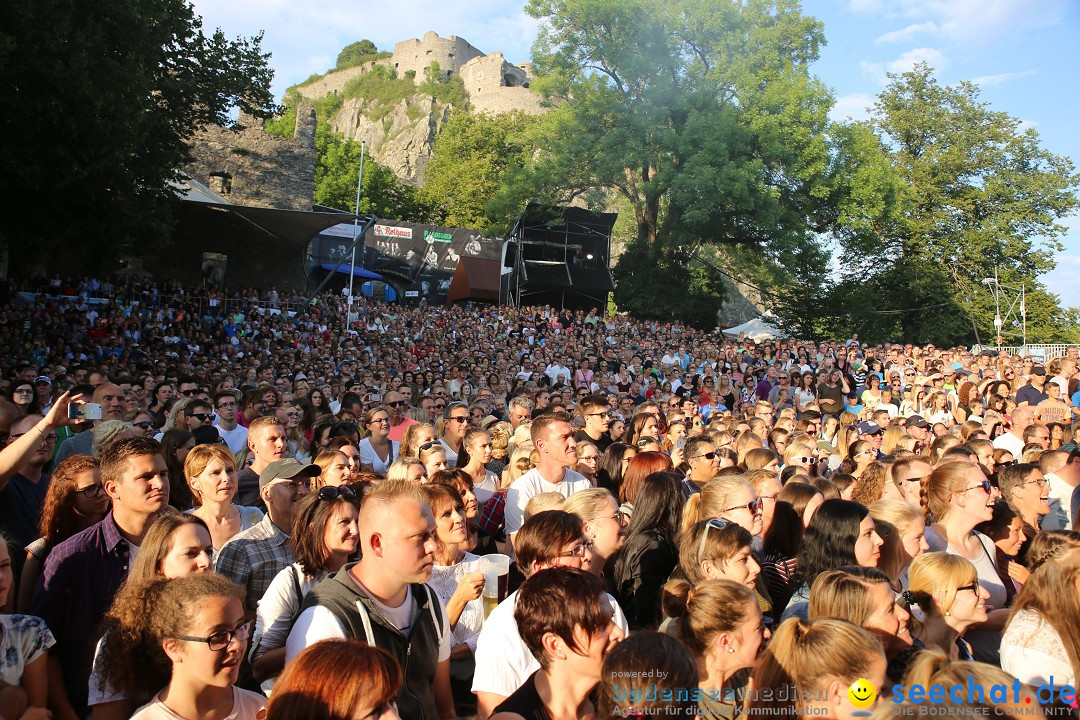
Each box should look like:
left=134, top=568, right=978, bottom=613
left=477, top=553, right=510, bottom=616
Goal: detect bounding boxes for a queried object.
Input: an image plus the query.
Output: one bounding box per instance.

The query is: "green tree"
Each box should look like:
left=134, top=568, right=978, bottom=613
left=828, top=64, right=1079, bottom=344
left=420, top=110, right=540, bottom=233
left=336, top=40, right=379, bottom=69
left=315, top=131, right=438, bottom=223
left=497, top=0, right=835, bottom=322
left=0, top=0, right=275, bottom=270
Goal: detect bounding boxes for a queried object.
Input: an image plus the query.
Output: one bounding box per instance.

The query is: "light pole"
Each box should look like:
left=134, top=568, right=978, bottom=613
left=347, top=140, right=366, bottom=332
left=982, top=267, right=1027, bottom=351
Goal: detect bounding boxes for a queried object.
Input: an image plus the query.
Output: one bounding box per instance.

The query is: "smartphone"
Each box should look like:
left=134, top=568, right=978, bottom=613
left=68, top=403, right=103, bottom=421
left=676, top=437, right=686, bottom=450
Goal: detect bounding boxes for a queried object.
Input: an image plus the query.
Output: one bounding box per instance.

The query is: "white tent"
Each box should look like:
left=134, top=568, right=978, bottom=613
left=722, top=315, right=784, bottom=341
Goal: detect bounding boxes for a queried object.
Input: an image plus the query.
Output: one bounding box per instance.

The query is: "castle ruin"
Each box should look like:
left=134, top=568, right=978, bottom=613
left=182, top=105, right=317, bottom=211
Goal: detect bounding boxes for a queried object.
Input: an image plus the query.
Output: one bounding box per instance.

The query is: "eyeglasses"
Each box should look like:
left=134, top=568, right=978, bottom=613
left=173, top=620, right=254, bottom=652
left=559, top=540, right=594, bottom=558
left=369, top=416, right=391, bottom=425
left=132, top=421, right=154, bottom=430
left=216, top=402, right=236, bottom=410
left=579, top=455, right=600, bottom=463
left=957, top=479, right=993, bottom=495
left=75, top=484, right=105, bottom=499
left=995, top=459, right=1017, bottom=467
left=1023, top=477, right=1049, bottom=488
left=690, top=451, right=717, bottom=462
left=792, top=456, right=817, bottom=464
left=724, top=498, right=763, bottom=516
left=179, top=389, right=197, bottom=397
left=13, top=389, right=33, bottom=395
left=317, top=485, right=356, bottom=501
left=586, top=410, right=614, bottom=418
left=955, top=581, right=980, bottom=595
left=285, top=411, right=302, bottom=418
left=11, top=432, right=58, bottom=443
left=637, top=436, right=659, bottom=447
left=433, top=403, right=446, bottom=410
left=697, top=518, right=733, bottom=563
left=385, top=400, right=404, bottom=408
left=447, top=416, right=469, bottom=424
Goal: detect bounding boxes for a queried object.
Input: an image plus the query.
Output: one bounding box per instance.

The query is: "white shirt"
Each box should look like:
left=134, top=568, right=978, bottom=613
left=358, top=437, right=400, bottom=475
left=504, top=467, right=593, bottom=535
left=471, top=590, right=628, bottom=699
left=439, top=439, right=459, bottom=467
left=131, top=687, right=265, bottom=720
left=1001, top=608, right=1075, bottom=689
left=472, top=471, right=499, bottom=505
left=993, top=431, right=1025, bottom=458
left=216, top=423, right=249, bottom=456
left=285, top=573, right=451, bottom=665
left=1041, top=472, right=1075, bottom=531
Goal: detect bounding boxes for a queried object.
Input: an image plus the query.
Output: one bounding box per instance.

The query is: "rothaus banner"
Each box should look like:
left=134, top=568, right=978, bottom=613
left=315, top=220, right=502, bottom=304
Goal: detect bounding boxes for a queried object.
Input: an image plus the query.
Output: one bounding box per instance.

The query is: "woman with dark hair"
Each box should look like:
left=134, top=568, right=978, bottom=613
left=617, top=451, right=674, bottom=513
left=160, top=429, right=195, bottom=511
left=781, top=499, right=883, bottom=621
left=611, top=471, right=686, bottom=630
left=10, top=382, right=43, bottom=415
left=624, top=413, right=660, bottom=449
left=147, top=381, right=174, bottom=423
left=490, top=568, right=623, bottom=720
left=264, top=640, right=401, bottom=720
left=595, top=443, right=635, bottom=498
left=251, top=486, right=360, bottom=688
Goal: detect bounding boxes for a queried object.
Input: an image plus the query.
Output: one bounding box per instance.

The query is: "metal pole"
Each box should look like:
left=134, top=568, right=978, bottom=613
left=347, top=141, right=366, bottom=331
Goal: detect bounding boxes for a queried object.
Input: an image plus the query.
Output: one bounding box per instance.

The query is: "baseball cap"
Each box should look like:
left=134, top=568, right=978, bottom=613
left=259, top=459, right=320, bottom=490
left=856, top=421, right=882, bottom=435
left=1030, top=366, right=1046, bottom=376
left=34, top=376, right=51, bottom=385
left=904, top=415, right=929, bottom=429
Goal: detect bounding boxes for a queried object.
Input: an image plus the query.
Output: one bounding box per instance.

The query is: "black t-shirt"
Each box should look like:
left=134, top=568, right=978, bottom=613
left=235, top=467, right=264, bottom=509
left=575, top=429, right=612, bottom=453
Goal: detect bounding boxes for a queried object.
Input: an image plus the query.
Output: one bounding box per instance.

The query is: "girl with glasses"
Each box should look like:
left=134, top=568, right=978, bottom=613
left=250, top=486, right=360, bottom=691
left=10, top=384, right=42, bottom=415
left=923, top=461, right=1008, bottom=663
left=17, top=455, right=108, bottom=613
left=564, top=488, right=628, bottom=579
left=117, top=574, right=262, bottom=719
left=904, top=553, right=989, bottom=662
left=91, top=514, right=216, bottom=718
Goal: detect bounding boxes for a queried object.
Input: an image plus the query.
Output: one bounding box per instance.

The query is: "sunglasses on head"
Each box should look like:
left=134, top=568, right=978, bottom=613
left=317, top=485, right=356, bottom=501
left=419, top=440, right=441, bottom=453
left=696, top=518, right=734, bottom=563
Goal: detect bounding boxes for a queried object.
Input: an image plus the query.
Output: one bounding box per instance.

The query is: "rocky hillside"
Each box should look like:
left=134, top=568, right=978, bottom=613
left=286, top=32, right=544, bottom=185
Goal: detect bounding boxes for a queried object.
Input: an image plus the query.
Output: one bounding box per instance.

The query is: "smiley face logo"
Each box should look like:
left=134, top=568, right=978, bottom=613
left=848, top=678, right=877, bottom=709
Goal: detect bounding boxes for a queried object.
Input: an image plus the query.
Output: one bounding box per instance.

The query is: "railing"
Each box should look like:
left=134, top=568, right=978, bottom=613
left=972, top=344, right=1078, bottom=359
left=15, top=291, right=321, bottom=319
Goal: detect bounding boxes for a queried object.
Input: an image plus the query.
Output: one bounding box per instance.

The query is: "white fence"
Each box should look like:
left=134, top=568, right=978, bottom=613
left=972, top=344, right=1078, bottom=359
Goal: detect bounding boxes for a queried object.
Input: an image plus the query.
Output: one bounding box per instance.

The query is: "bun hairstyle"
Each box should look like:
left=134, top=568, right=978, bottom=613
left=661, top=579, right=757, bottom=660
left=682, top=477, right=754, bottom=533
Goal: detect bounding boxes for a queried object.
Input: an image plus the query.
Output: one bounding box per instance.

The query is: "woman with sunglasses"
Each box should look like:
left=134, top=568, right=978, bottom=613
left=357, top=406, right=398, bottom=475
left=922, top=461, right=1008, bottom=663
left=250, top=485, right=360, bottom=690
left=17, top=455, right=108, bottom=613
left=683, top=477, right=763, bottom=538
left=904, top=553, right=990, bottom=662
left=279, top=403, right=307, bottom=460
left=90, top=513, right=215, bottom=719
left=838, top=439, right=875, bottom=479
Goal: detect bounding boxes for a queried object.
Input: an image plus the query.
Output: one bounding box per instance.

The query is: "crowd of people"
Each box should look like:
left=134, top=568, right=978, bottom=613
left=0, top=274, right=1078, bottom=719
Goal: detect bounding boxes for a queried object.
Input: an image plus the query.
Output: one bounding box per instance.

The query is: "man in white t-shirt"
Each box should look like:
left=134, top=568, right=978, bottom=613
left=504, top=412, right=593, bottom=538
left=471, top=510, right=628, bottom=718
left=286, top=481, right=454, bottom=720
left=1039, top=449, right=1080, bottom=531
left=993, top=405, right=1033, bottom=459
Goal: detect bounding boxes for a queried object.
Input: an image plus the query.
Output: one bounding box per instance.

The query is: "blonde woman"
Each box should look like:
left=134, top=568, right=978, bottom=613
left=879, top=426, right=909, bottom=457
left=400, top=422, right=437, bottom=459
left=185, top=444, right=264, bottom=553
left=904, top=553, right=989, bottom=661
left=385, top=457, right=426, bottom=484
left=869, top=499, right=929, bottom=590
left=501, top=446, right=535, bottom=489
left=682, top=477, right=762, bottom=538
left=732, top=432, right=764, bottom=467
left=746, top=617, right=886, bottom=718
left=312, top=449, right=351, bottom=488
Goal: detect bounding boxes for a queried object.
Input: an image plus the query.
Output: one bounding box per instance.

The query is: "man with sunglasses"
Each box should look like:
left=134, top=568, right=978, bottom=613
left=384, top=390, right=417, bottom=442
left=183, top=398, right=215, bottom=432
left=438, top=402, right=471, bottom=467
left=574, top=394, right=613, bottom=452
left=683, top=435, right=720, bottom=498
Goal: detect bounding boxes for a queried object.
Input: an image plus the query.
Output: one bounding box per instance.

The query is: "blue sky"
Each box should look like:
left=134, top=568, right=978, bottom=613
left=191, top=0, right=1080, bottom=305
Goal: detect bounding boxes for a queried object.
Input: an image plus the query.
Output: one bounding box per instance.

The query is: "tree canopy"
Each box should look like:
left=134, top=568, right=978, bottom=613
left=336, top=40, right=380, bottom=69
left=0, top=0, right=276, bottom=271
left=497, top=0, right=836, bottom=325
left=825, top=64, right=1079, bottom=344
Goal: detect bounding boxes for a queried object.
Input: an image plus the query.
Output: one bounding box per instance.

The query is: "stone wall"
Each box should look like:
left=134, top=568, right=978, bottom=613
left=390, top=31, right=484, bottom=81
left=459, top=52, right=545, bottom=115
left=183, top=106, right=317, bottom=211
left=294, top=65, right=370, bottom=101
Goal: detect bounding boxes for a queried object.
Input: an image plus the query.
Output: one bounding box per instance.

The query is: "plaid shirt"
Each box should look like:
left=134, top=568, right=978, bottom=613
left=476, top=490, right=507, bottom=539
left=215, top=513, right=293, bottom=610
left=32, top=513, right=131, bottom=717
